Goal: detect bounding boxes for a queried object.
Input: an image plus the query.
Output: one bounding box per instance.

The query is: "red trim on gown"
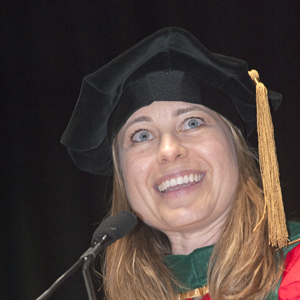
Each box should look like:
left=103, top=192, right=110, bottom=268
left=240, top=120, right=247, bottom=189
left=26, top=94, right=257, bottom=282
left=278, top=243, right=300, bottom=299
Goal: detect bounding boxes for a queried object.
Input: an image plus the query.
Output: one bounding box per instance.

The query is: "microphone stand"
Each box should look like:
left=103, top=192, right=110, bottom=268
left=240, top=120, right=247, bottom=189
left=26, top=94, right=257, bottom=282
left=35, top=210, right=137, bottom=300
left=82, top=255, right=97, bottom=300
left=36, top=235, right=111, bottom=300
left=81, top=240, right=107, bottom=300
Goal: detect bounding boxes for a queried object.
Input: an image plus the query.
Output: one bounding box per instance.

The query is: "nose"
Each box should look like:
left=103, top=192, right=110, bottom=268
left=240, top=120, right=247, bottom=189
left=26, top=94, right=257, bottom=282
left=157, top=133, right=188, bottom=164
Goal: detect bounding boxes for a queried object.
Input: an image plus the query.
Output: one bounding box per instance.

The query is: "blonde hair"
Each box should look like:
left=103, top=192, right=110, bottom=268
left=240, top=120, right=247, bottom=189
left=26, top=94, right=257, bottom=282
left=101, top=118, right=284, bottom=300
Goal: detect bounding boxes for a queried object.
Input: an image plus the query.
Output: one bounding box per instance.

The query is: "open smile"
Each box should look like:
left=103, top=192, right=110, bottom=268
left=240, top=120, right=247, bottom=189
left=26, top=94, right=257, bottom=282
left=156, top=173, right=205, bottom=193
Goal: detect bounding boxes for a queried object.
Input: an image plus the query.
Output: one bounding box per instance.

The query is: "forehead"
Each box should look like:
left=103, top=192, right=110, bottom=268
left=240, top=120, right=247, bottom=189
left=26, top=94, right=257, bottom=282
left=125, top=101, right=217, bottom=123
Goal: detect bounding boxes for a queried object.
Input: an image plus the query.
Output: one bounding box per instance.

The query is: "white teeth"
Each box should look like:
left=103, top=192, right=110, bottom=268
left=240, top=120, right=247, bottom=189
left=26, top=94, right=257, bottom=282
left=189, top=174, right=194, bottom=182
left=177, top=176, right=184, bottom=185
left=158, top=173, right=204, bottom=192
left=170, top=178, right=177, bottom=186
left=184, top=175, right=189, bottom=183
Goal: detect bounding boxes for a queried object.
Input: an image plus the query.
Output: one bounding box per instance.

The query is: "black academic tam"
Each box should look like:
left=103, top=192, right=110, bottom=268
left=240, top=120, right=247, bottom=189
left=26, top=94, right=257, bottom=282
left=61, top=27, right=282, bottom=175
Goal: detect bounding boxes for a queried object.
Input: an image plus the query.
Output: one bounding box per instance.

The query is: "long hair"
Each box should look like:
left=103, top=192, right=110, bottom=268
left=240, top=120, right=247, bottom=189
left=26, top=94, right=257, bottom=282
left=102, top=118, right=284, bottom=300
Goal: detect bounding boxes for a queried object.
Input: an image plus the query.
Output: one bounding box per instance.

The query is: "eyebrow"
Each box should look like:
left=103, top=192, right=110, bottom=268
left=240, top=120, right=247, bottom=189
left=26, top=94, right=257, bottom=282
left=124, top=116, right=153, bottom=131
left=172, top=106, right=204, bottom=117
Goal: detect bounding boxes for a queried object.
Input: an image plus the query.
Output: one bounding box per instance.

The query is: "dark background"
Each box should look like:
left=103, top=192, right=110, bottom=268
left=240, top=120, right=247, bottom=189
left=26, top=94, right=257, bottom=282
left=1, top=1, right=300, bottom=299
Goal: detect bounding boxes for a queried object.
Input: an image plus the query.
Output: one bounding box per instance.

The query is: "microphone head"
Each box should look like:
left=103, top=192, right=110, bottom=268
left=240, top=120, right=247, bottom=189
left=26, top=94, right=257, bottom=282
left=91, top=211, right=137, bottom=247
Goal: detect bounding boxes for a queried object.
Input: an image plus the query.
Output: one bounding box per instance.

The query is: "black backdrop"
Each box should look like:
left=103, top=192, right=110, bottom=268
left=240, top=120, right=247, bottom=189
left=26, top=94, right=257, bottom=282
left=2, top=1, right=300, bottom=299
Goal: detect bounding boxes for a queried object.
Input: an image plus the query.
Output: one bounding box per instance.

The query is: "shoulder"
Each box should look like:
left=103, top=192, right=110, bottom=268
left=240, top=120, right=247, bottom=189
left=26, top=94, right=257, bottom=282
left=278, top=222, right=300, bottom=300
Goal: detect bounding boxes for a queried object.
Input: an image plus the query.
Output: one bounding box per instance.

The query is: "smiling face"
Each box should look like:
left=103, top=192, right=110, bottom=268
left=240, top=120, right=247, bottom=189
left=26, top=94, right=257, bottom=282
left=117, top=101, right=239, bottom=240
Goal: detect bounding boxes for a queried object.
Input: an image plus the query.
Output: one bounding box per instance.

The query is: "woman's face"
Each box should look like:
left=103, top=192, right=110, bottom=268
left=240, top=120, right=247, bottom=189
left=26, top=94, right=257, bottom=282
left=117, top=101, right=239, bottom=236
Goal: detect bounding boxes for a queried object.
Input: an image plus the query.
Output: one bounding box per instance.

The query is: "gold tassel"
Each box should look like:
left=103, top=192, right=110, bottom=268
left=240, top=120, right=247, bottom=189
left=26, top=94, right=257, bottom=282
left=248, top=70, right=288, bottom=248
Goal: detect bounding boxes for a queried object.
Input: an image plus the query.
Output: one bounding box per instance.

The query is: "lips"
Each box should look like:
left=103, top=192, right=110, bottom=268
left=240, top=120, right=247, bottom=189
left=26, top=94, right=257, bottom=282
left=156, top=173, right=205, bottom=193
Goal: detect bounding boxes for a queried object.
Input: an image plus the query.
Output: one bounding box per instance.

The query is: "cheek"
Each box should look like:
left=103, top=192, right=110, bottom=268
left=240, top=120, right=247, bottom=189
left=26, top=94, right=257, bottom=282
left=210, top=130, right=237, bottom=163
left=215, top=139, right=239, bottom=192
left=200, top=135, right=238, bottom=181
left=120, top=151, right=154, bottom=201
left=122, top=151, right=152, bottom=179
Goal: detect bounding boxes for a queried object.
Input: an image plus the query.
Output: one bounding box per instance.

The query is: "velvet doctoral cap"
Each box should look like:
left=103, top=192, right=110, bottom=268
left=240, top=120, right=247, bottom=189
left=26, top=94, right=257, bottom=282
left=61, top=27, right=282, bottom=175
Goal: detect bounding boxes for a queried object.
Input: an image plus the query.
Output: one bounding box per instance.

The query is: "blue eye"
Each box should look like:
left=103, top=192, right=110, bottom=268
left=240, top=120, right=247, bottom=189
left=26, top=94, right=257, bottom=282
left=182, top=117, right=204, bottom=130
left=188, top=119, right=199, bottom=128
left=131, top=130, right=155, bottom=142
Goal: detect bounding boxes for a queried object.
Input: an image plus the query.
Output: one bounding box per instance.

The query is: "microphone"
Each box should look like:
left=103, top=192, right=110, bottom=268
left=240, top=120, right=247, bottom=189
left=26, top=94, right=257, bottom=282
left=81, top=211, right=137, bottom=300
left=81, top=210, right=138, bottom=258
left=91, top=210, right=138, bottom=246
left=36, top=211, right=137, bottom=300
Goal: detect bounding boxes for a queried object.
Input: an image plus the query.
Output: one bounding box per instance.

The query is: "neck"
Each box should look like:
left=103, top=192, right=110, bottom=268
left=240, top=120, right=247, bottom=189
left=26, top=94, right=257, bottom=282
left=165, top=219, right=225, bottom=255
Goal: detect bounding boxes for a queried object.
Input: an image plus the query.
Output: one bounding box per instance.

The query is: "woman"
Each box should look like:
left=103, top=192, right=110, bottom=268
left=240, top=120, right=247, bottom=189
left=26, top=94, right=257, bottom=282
left=61, top=27, right=300, bottom=300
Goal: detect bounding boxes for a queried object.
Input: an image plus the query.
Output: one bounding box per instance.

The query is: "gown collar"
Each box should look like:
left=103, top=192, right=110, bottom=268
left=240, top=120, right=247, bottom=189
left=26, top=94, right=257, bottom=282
left=163, top=244, right=214, bottom=293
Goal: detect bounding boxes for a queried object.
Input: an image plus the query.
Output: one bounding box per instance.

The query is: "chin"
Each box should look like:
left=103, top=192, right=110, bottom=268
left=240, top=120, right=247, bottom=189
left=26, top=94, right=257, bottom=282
left=159, top=211, right=209, bottom=231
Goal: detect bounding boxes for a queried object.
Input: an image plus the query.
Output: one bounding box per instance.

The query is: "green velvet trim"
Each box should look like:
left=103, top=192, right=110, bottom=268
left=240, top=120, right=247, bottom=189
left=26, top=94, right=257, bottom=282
left=284, top=221, right=300, bottom=254
left=163, top=244, right=214, bottom=293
